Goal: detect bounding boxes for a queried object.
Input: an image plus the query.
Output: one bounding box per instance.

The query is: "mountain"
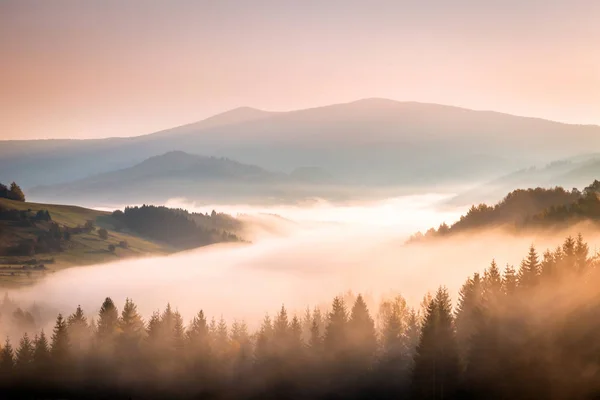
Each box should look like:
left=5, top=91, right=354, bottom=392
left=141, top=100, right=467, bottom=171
left=3, top=98, right=600, bottom=189
left=28, top=151, right=341, bottom=204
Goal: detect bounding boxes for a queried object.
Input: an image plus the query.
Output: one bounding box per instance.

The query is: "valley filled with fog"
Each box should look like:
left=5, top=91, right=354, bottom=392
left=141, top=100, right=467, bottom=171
left=9, top=192, right=595, bottom=332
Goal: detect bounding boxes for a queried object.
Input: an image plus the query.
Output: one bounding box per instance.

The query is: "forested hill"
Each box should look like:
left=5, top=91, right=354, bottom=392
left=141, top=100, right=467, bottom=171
left=111, top=205, right=242, bottom=249
left=410, top=180, right=600, bottom=241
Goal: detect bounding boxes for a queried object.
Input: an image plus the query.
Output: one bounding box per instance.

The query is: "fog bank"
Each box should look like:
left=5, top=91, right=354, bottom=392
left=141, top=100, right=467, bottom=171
left=9, top=194, right=596, bottom=330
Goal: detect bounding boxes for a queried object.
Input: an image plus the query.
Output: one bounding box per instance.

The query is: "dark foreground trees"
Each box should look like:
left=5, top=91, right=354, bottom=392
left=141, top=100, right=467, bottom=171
left=0, top=182, right=26, bottom=202
left=1, top=234, right=600, bottom=399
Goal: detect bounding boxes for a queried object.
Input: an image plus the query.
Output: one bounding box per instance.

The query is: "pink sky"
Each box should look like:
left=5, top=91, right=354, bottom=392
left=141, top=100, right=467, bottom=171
left=1, top=0, right=599, bottom=140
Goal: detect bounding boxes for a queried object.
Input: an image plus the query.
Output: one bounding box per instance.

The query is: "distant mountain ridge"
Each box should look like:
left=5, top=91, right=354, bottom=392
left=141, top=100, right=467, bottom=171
left=3, top=98, right=600, bottom=190
left=28, top=151, right=338, bottom=204
left=448, top=154, right=600, bottom=206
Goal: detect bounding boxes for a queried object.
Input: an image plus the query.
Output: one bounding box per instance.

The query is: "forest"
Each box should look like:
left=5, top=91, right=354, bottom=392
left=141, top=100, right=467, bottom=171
left=0, top=234, right=598, bottom=399
left=411, top=180, right=600, bottom=241
left=112, top=205, right=241, bottom=249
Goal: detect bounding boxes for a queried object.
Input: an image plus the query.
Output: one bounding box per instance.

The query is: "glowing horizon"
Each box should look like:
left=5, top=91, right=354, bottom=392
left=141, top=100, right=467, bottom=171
left=1, top=0, right=599, bottom=140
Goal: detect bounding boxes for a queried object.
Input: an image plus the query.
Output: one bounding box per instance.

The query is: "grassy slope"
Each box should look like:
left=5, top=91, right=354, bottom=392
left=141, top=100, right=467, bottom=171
left=0, top=198, right=173, bottom=287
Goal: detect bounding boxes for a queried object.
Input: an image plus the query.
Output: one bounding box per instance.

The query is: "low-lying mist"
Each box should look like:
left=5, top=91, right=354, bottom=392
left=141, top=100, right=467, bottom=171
left=9, top=193, right=599, bottom=331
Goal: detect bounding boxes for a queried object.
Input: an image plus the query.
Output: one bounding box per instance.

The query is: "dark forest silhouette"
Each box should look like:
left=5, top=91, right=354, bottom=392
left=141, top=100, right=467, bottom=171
left=0, top=182, right=25, bottom=202
left=411, top=180, right=600, bottom=242
left=0, top=235, right=598, bottom=399
left=112, top=205, right=241, bottom=249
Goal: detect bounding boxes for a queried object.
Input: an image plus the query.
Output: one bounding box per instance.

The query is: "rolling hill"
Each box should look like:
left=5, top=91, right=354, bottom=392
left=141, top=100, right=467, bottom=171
left=3, top=98, right=600, bottom=191
left=0, top=197, right=243, bottom=286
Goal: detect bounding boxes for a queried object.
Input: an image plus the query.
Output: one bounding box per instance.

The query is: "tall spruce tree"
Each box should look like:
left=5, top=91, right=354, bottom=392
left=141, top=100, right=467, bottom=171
left=348, top=294, right=377, bottom=365
left=96, top=297, right=119, bottom=353
left=455, top=273, right=482, bottom=363
left=518, top=245, right=540, bottom=289
left=412, top=287, right=460, bottom=400
left=50, top=313, right=70, bottom=365
left=562, top=236, right=576, bottom=271
left=273, top=305, right=290, bottom=355
left=187, top=310, right=210, bottom=354
left=575, top=233, right=589, bottom=272
left=540, top=249, right=557, bottom=280
left=0, top=337, right=14, bottom=373
left=118, top=298, right=145, bottom=354
left=254, top=314, right=273, bottom=367
left=33, top=331, right=50, bottom=371
left=15, top=333, right=34, bottom=371
left=323, top=296, right=348, bottom=358
left=173, top=310, right=185, bottom=353
left=503, top=264, right=518, bottom=295
left=67, top=305, right=90, bottom=356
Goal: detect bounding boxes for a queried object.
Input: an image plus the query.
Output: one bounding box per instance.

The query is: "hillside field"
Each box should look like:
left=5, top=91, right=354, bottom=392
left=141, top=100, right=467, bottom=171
left=0, top=198, right=173, bottom=287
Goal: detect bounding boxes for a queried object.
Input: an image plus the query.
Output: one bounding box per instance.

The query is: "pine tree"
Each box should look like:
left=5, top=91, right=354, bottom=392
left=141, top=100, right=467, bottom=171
left=308, top=317, right=322, bottom=355
left=173, top=310, right=185, bottom=353
left=348, top=294, right=377, bottom=365
left=455, top=273, right=482, bottom=363
left=15, top=333, right=34, bottom=371
left=302, top=306, right=313, bottom=342
left=518, top=245, right=540, bottom=289
left=8, top=182, right=25, bottom=202
left=67, top=305, right=90, bottom=355
left=404, top=308, right=421, bottom=361
left=96, top=297, right=119, bottom=352
left=464, top=304, right=499, bottom=399
left=575, top=233, right=589, bottom=272
left=381, top=300, right=404, bottom=361
left=254, top=314, right=273, bottom=366
left=118, top=298, right=145, bottom=353
left=146, top=311, right=161, bottom=345
left=33, top=331, right=50, bottom=371
left=50, top=313, right=70, bottom=365
left=412, top=287, right=460, bottom=400
left=0, top=337, right=14, bottom=373
left=540, top=250, right=557, bottom=280
left=231, top=319, right=252, bottom=378
left=289, top=315, right=303, bottom=352
left=312, top=307, right=325, bottom=336
left=273, top=305, right=290, bottom=354
left=187, top=310, right=210, bottom=353
left=231, top=320, right=250, bottom=346
left=483, top=260, right=503, bottom=305
left=562, top=236, right=576, bottom=271
left=503, top=264, right=518, bottom=296
left=323, top=296, right=348, bottom=358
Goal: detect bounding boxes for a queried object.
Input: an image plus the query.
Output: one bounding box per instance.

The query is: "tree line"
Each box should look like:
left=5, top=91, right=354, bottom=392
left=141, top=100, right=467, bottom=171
left=0, top=182, right=25, bottom=202
left=0, top=234, right=599, bottom=399
left=410, top=180, right=600, bottom=242
left=112, top=205, right=241, bottom=249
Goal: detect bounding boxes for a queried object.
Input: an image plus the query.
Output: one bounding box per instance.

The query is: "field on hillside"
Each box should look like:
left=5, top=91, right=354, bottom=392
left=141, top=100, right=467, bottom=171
left=0, top=198, right=173, bottom=287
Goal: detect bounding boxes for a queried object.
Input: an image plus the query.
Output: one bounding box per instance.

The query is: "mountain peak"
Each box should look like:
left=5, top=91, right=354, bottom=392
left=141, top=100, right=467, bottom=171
left=193, top=106, right=275, bottom=129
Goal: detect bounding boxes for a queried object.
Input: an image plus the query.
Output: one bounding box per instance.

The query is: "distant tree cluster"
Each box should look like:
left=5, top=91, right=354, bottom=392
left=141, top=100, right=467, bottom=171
left=0, top=182, right=25, bottom=202
left=410, top=183, right=590, bottom=242
left=112, top=205, right=240, bottom=249
left=528, top=180, right=600, bottom=226
left=0, top=235, right=600, bottom=398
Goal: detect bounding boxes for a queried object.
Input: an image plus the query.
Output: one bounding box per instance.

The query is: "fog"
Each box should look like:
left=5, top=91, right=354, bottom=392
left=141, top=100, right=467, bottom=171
left=8, top=193, right=597, bottom=331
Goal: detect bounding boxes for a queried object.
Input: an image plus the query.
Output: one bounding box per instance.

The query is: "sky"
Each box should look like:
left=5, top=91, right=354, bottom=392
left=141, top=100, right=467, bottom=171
left=1, top=0, right=599, bottom=140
